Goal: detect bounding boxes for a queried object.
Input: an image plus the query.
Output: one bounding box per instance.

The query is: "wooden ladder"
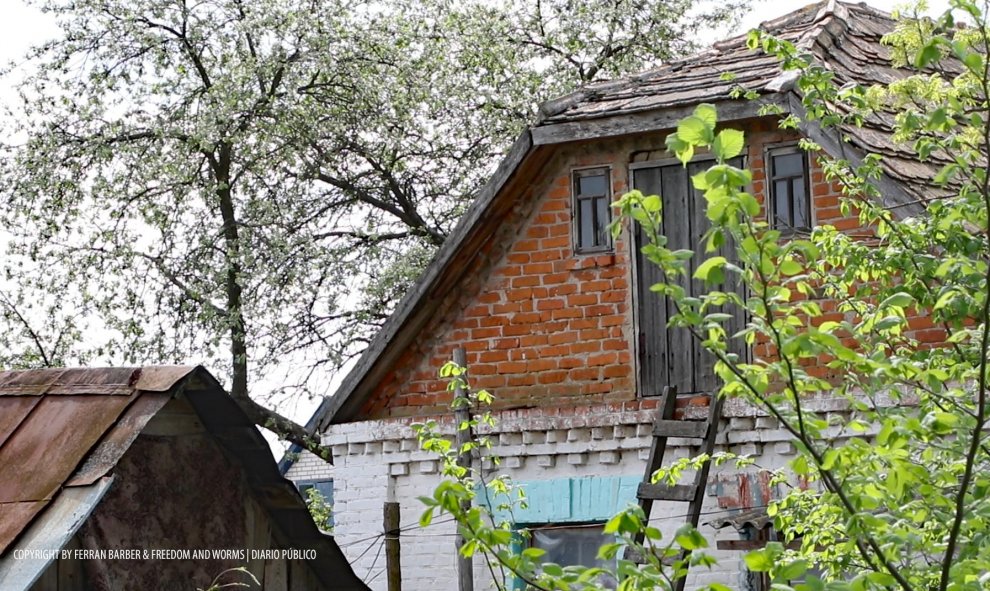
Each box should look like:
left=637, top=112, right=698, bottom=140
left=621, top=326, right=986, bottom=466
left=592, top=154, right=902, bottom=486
left=632, top=385, right=725, bottom=591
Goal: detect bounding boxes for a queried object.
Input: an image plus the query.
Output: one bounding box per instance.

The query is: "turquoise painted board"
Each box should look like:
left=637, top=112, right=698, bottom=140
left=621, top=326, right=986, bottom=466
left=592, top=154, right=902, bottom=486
left=479, top=475, right=641, bottom=525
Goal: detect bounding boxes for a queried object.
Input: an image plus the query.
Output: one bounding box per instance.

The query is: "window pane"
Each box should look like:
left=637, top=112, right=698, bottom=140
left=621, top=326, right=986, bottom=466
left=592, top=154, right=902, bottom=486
left=579, top=198, right=594, bottom=248
left=773, top=152, right=804, bottom=177
left=578, top=173, right=607, bottom=196
left=532, top=526, right=617, bottom=588
left=792, top=179, right=808, bottom=228
left=594, top=196, right=610, bottom=247
left=774, top=179, right=791, bottom=227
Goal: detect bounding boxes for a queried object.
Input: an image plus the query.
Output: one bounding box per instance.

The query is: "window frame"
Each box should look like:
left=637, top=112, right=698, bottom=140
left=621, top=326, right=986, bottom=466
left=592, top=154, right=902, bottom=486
left=571, top=166, right=614, bottom=255
left=765, top=144, right=813, bottom=234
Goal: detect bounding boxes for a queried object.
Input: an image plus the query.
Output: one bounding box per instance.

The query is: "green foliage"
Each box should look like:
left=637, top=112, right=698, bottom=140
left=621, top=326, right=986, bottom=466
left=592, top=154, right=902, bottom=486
left=304, top=487, right=334, bottom=533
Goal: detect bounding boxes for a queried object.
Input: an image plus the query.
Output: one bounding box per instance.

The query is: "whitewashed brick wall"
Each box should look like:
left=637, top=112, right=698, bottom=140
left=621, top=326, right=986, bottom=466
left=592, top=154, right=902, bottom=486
left=284, top=450, right=335, bottom=482
left=325, top=396, right=862, bottom=591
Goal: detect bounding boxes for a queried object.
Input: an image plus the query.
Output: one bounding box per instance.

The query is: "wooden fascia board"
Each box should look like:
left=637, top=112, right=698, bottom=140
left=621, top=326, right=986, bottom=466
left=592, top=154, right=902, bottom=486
left=530, top=95, right=789, bottom=146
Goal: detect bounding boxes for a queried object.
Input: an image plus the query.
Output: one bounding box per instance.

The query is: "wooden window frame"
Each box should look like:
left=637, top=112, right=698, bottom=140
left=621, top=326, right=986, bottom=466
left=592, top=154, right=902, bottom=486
left=572, top=166, right=614, bottom=254
left=765, top=145, right=813, bottom=234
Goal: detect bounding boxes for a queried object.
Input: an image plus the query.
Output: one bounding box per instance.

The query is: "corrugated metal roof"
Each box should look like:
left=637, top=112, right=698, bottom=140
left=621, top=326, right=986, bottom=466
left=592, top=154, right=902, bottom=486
left=708, top=507, right=773, bottom=531
left=0, top=365, right=367, bottom=591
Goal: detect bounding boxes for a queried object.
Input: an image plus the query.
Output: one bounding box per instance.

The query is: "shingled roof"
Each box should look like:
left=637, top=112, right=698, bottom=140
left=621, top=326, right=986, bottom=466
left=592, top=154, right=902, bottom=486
left=314, top=1, right=939, bottom=428
left=538, top=1, right=899, bottom=123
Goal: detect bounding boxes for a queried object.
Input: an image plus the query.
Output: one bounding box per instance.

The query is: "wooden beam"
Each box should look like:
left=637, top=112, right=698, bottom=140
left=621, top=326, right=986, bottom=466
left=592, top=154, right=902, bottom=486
left=637, top=483, right=697, bottom=502
left=384, top=502, right=401, bottom=591
left=531, top=96, right=787, bottom=146
left=652, top=420, right=708, bottom=439
left=716, top=539, right=801, bottom=551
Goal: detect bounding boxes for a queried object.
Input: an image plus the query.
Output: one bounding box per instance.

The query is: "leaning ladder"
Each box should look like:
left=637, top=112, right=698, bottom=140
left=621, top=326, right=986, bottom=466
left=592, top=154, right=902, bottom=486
left=632, top=385, right=725, bottom=591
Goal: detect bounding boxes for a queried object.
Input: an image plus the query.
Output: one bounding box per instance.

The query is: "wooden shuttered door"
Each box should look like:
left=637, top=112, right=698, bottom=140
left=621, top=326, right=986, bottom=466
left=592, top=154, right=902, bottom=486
left=631, top=159, right=747, bottom=397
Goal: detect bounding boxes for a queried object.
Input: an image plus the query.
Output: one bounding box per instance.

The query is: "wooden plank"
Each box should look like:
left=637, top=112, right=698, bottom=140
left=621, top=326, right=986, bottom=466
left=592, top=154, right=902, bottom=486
left=661, top=164, right=694, bottom=394
left=531, top=97, right=783, bottom=146
left=263, top=558, right=288, bottom=591
left=57, top=536, right=86, bottom=591
left=687, top=159, right=719, bottom=394
left=637, top=482, right=697, bottom=502
left=384, top=502, right=401, bottom=591
left=652, top=420, right=708, bottom=439
left=632, top=166, right=668, bottom=397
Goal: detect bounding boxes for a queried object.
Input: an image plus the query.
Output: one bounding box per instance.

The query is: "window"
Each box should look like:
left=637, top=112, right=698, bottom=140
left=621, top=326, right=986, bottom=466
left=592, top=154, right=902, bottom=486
left=573, top=168, right=613, bottom=253
left=530, top=524, right=617, bottom=589
left=767, top=147, right=811, bottom=232
left=297, top=479, right=333, bottom=528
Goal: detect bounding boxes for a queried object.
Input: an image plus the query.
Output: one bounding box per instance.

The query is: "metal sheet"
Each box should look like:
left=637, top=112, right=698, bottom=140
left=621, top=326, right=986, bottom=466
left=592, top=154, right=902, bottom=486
left=131, top=365, right=198, bottom=392
left=0, top=477, right=113, bottom=591
left=0, top=370, right=67, bottom=397
left=0, top=501, right=47, bottom=556
left=708, top=507, right=772, bottom=531
left=0, top=398, right=41, bottom=448
left=0, top=395, right=134, bottom=504
left=0, top=368, right=138, bottom=397
left=65, top=392, right=173, bottom=486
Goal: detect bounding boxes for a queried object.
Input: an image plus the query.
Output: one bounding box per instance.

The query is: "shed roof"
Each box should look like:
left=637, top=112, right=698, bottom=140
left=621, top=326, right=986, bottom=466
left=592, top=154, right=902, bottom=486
left=313, top=1, right=942, bottom=428
left=0, top=366, right=367, bottom=591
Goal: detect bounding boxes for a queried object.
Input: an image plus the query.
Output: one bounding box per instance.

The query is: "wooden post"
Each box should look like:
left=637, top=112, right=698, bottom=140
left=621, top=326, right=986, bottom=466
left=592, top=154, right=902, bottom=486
left=453, top=347, right=474, bottom=591
left=384, top=501, right=401, bottom=591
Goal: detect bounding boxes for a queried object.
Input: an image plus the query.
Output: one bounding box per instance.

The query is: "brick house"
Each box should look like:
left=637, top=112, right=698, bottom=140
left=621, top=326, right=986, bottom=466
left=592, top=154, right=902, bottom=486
left=297, top=3, right=941, bottom=590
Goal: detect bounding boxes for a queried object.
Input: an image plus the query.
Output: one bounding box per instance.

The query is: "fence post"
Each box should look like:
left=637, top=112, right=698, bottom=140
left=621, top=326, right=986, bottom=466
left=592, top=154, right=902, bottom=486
left=384, top=501, right=401, bottom=591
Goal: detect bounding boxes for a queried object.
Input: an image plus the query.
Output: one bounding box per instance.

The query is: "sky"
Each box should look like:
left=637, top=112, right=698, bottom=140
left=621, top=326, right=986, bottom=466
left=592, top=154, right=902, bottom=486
left=0, top=0, right=954, bottom=458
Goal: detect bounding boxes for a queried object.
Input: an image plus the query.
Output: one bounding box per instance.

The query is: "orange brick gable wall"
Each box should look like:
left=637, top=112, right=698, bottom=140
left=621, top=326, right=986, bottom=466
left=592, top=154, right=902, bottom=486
left=353, top=119, right=942, bottom=422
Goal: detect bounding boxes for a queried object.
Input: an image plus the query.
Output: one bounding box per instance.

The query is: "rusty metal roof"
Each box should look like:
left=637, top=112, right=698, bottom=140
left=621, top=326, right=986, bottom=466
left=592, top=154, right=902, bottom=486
left=0, top=366, right=367, bottom=591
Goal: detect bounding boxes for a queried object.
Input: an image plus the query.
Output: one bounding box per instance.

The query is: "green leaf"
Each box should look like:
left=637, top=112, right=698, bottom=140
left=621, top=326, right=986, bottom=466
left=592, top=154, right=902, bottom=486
left=881, top=292, right=913, bottom=308
left=694, top=256, right=728, bottom=284
left=744, top=549, right=773, bottom=572
left=777, top=560, right=809, bottom=581
left=678, top=116, right=711, bottom=144
left=675, top=525, right=708, bottom=550
left=915, top=40, right=940, bottom=68
left=712, top=129, right=744, bottom=160
left=779, top=259, right=803, bottom=276
left=694, top=103, right=718, bottom=128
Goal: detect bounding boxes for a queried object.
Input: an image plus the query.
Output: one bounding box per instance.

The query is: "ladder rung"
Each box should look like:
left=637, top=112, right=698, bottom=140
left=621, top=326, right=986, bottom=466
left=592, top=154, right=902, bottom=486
left=637, top=482, right=697, bottom=502
left=652, top=420, right=709, bottom=439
